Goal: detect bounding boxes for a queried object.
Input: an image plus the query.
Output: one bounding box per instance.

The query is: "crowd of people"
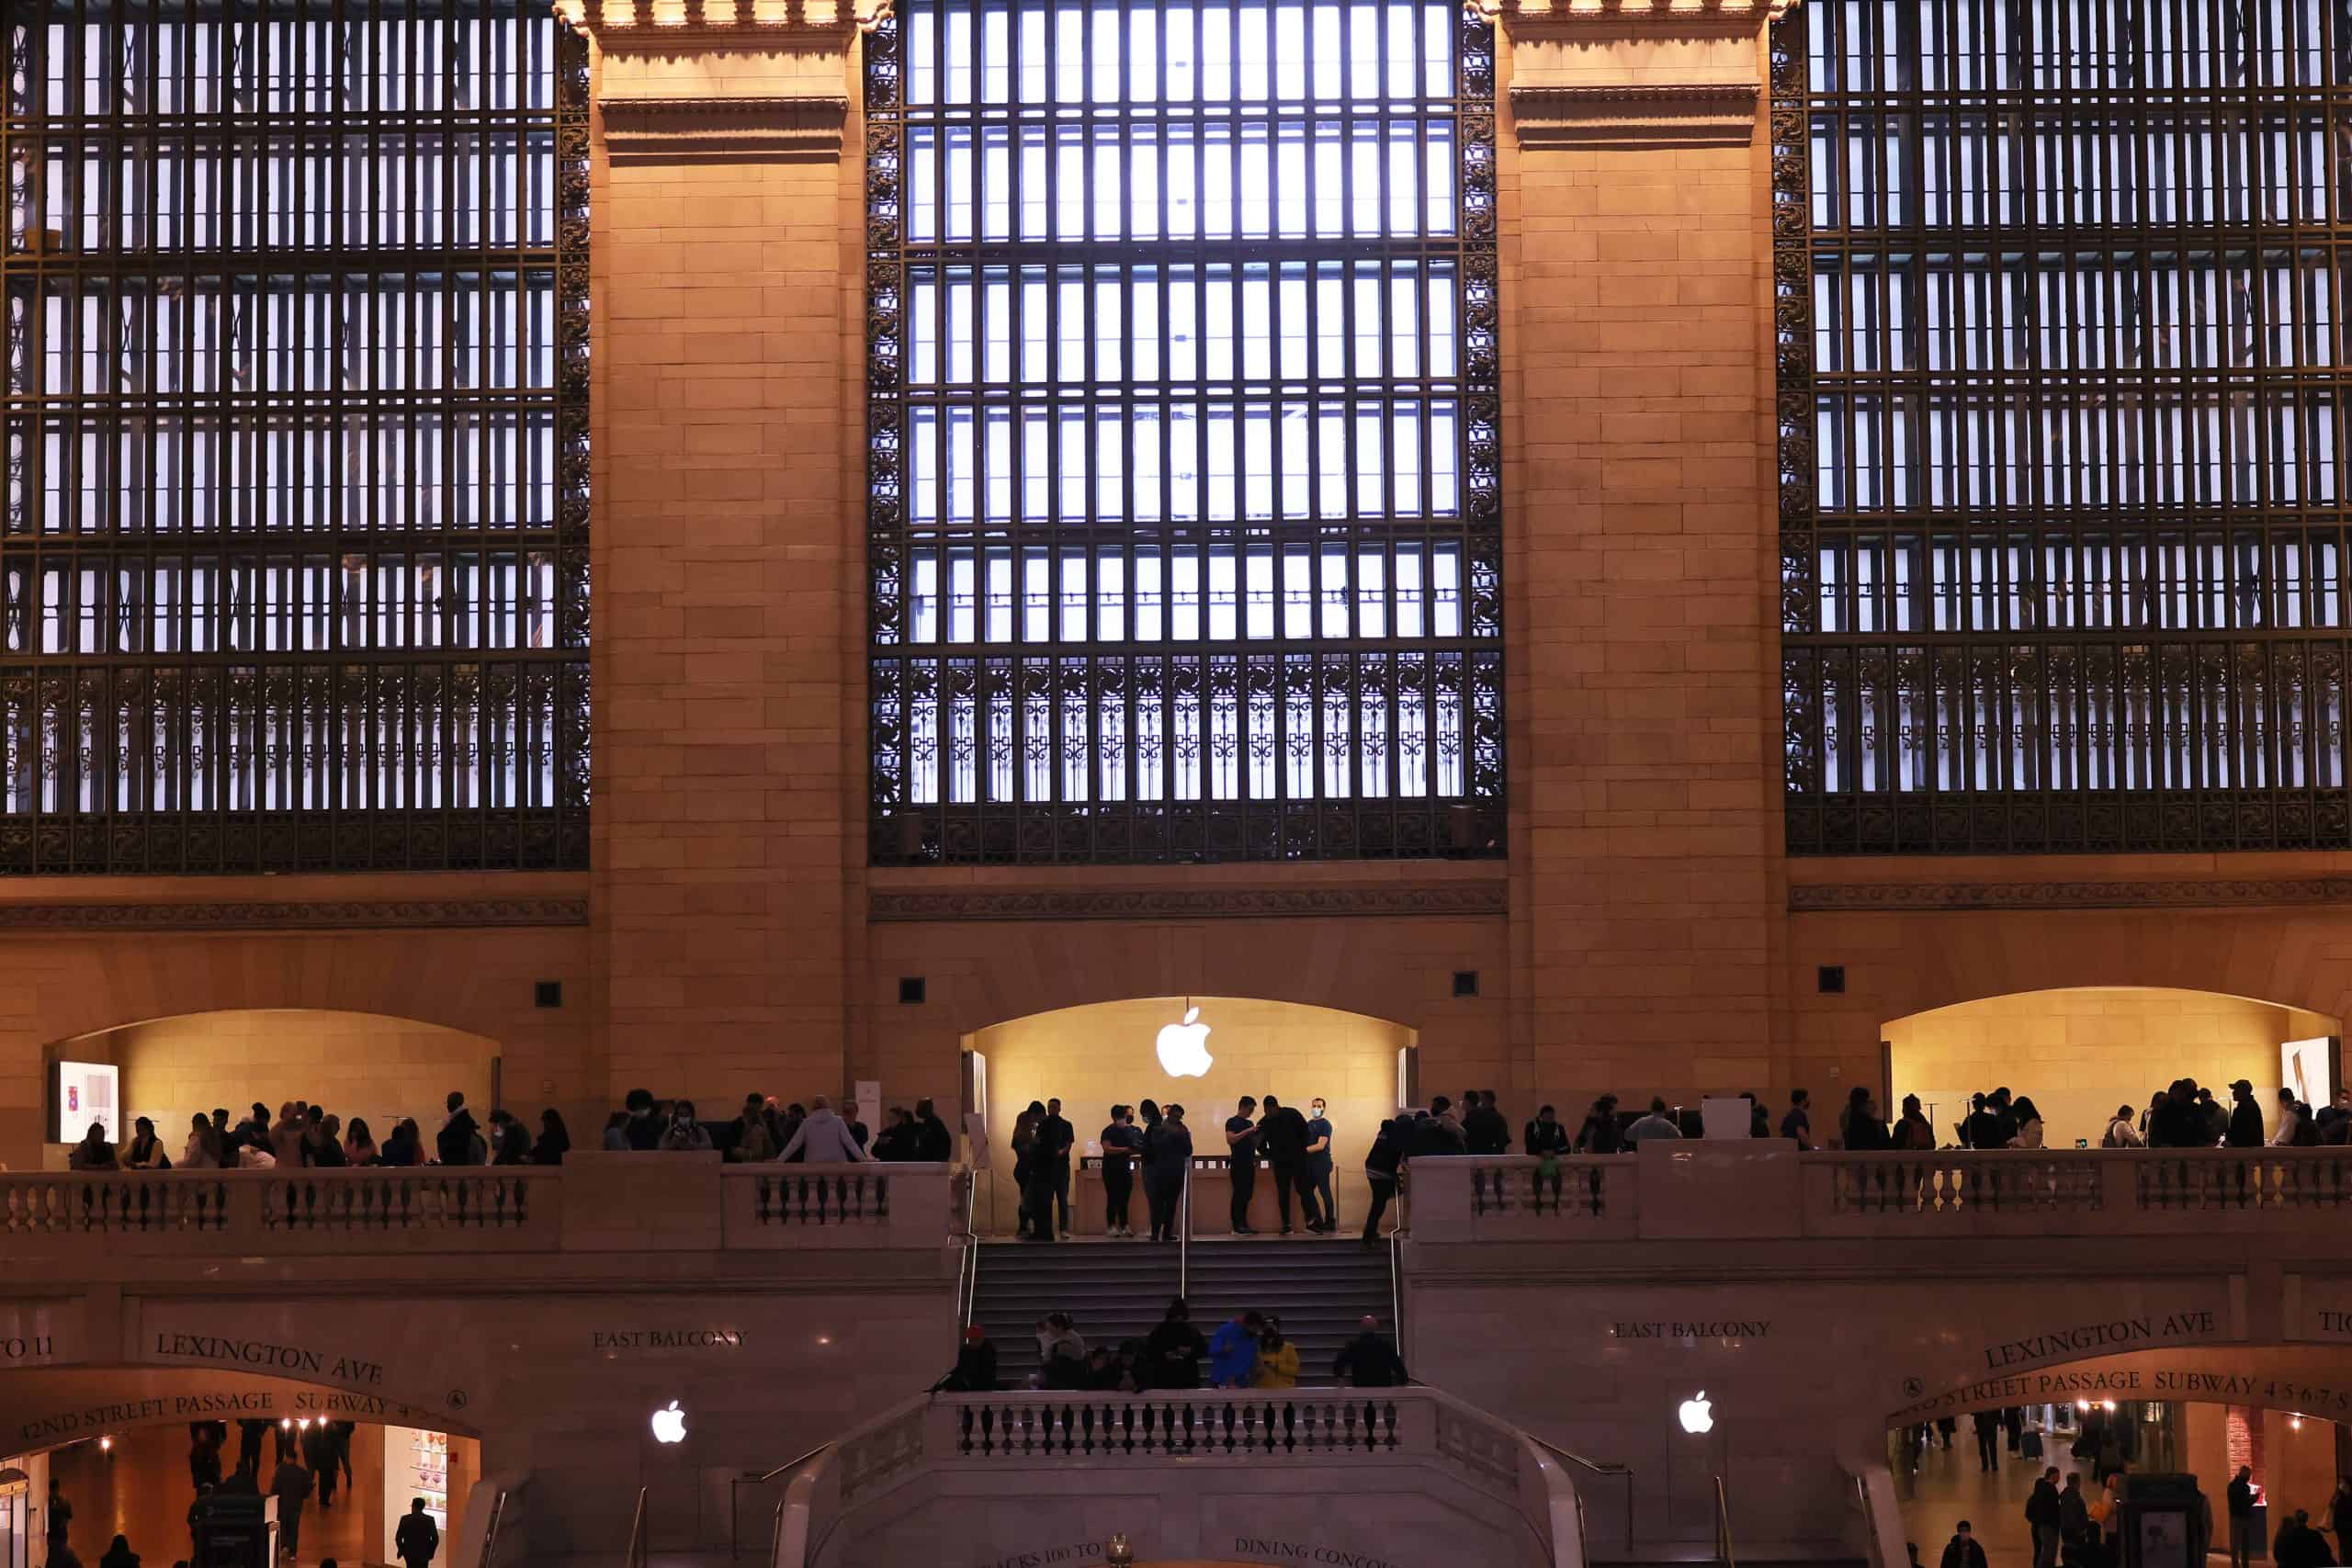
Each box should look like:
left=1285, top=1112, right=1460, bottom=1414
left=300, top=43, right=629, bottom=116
left=936, top=1305, right=1410, bottom=1394
left=41, top=1433, right=446, bottom=1568
left=59, top=1087, right=963, bottom=1173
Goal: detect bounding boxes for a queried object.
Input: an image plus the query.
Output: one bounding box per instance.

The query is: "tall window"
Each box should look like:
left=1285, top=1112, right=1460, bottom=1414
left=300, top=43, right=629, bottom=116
left=1, top=0, right=589, bottom=874
left=1776, top=0, right=2352, bottom=854
left=865, top=0, right=1500, bottom=864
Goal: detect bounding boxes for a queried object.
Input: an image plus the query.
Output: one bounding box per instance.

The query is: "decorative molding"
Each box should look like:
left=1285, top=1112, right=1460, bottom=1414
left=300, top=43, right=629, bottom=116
left=1510, top=81, right=1759, bottom=147
left=0, top=899, right=591, bottom=934
left=1476, top=0, right=1801, bottom=31
left=1789, top=879, right=2352, bottom=915
left=557, top=0, right=888, bottom=41
left=597, top=95, right=849, bottom=159
left=868, top=884, right=1511, bottom=922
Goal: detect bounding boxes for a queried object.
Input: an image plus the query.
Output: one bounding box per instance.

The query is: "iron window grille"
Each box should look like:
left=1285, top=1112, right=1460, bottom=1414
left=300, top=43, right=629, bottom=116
left=865, top=0, right=1502, bottom=864
left=1775, top=0, right=2352, bottom=855
left=0, top=0, right=590, bottom=874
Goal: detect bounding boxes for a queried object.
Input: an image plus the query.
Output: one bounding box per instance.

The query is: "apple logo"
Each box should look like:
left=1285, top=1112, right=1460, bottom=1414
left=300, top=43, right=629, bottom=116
left=1155, top=1007, right=1214, bottom=1078
left=1678, top=1392, right=1713, bottom=1436
left=650, top=1400, right=687, bottom=1445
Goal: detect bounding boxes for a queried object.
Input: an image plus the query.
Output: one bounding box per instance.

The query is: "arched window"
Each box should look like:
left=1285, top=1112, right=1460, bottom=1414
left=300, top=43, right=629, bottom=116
left=865, top=0, right=1501, bottom=863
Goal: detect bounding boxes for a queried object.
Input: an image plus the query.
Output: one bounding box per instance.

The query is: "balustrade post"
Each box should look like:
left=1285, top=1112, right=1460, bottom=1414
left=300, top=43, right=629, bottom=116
left=2101, top=1156, right=2137, bottom=1222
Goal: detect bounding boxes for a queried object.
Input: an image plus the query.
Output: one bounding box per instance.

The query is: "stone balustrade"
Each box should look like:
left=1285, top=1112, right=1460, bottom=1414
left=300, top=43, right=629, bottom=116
left=1405, top=1144, right=2352, bottom=1241
left=773, top=1388, right=1585, bottom=1568
left=0, top=1154, right=956, bottom=1256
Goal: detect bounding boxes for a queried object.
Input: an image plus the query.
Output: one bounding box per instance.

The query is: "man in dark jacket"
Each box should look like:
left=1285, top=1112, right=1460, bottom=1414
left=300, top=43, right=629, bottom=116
left=1259, top=1095, right=1310, bottom=1235
left=913, top=1099, right=954, bottom=1161
left=1961, top=1095, right=2004, bottom=1151
left=1224, top=1097, right=1262, bottom=1235
left=395, top=1497, right=442, bottom=1568
left=1463, top=1093, right=1510, bottom=1156
left=1972, top=1410, right=2002, bottom=1473
left=2228, top=1081, right=2266, bottom=1148
left=435, top=1091, right=481, bottom=1166
left=2027, top=1467, right=2064, bottom=1568
left=2059, top=1473, right=2090, bottom=1551
left=2228, top=1467, right=2258, bottom=1568
left=1405, top=1099, right=1468, bottom=1160
left=1332, top=1315, right=1408, bottom=1387
left=1361, top=1119, right=1404, bottom=1247
left=1941, top=1522, right=1988, bottom=1568
left=936, top=1325, right=999, bottom=1392
left=270, top=1456, right=313, bottom=1556
left=1027, top=1099, right=1074, bottom=1243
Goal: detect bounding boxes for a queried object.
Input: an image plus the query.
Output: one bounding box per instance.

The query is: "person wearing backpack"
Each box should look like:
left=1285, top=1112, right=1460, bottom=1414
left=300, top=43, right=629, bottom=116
left=395, top=1497, right=442, bottom=1568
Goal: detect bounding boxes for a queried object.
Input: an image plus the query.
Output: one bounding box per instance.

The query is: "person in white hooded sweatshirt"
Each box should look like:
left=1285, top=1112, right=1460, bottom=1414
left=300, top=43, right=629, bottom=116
left=776, top=1095, right=869, bottom=1162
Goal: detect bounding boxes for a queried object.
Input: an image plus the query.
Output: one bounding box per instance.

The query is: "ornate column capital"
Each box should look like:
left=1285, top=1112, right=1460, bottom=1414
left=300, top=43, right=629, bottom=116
left=559, top=0, right=867, bottom=163
left=555, top=0, right=889, bottom=39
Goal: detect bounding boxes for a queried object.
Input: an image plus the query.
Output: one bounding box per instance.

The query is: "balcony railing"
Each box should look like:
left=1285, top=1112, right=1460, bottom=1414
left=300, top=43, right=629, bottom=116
left=0, top=1154, right=956, bottom=1256
left=1405, top=1145, right=2352, bottom=1241
left=771, top=1388, right=1588, bottom=1568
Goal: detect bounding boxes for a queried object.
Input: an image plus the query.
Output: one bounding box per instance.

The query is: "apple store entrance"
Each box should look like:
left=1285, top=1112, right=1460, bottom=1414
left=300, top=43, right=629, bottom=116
left=963, top=997, right=1415, bottom=1238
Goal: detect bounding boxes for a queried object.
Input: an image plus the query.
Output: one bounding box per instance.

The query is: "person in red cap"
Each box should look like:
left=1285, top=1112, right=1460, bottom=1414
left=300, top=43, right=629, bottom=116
left=935, top=1325, right=999, bottom=1392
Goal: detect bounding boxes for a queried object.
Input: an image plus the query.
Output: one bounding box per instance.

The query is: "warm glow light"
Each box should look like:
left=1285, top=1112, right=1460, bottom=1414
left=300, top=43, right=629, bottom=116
left=97, top=1437, right=111, bottom=1452
left=2102, top=1401, right=2117, bottom=1413
left=2075, top=1399, right=2091, bottom=1412
left=279, top=1418, right=292, bottom=1429
left=2292, top=1416, right=2305, bottom=1430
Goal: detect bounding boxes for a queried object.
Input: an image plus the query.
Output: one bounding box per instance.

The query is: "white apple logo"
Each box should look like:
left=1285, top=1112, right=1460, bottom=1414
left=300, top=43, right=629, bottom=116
left=650, top=1400, right=687, bottom=1445
left=1678, top=1392, right=1713, bottom=1436
left=1155, top=1007, right=1214, bottom=1078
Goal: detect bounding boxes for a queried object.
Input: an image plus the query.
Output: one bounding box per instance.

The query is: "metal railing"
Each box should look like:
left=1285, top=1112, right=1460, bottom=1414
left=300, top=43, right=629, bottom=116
left=624, top=1487, right=648, bottom=1568
left=734, top=1445, right=833, bottom=1562
left=1714, top=1474, right=1736, bottom=1568
left=1178, top=1167, right=1192, bottom=1297
left=1529, top=1435, right=1634, bottom=1554
left=476, top=1487, right=512, bottom=1568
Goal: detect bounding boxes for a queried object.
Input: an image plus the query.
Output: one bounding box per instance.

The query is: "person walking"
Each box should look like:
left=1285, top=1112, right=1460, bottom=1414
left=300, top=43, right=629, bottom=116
left=395, top=1499, right=442, bottom=1568
left=1361, top=1117, right=1404, bottom=1248
left=1099, top=1105, right=1143, bottom=1238
left=1972, top=1410, right=2002, bottom=1473
left=1143, top=1104, right=1192, bottom=1242
left=1261, top=1095, right=1311, bottom=1235
left=2229, top=1466, right=2258, bottom=1568
left=1303, top=1097, right=1336, bottom=1233
left=1010, top=1100, right=1042, bottom=1237
left=268, top=1454, right=312, bottom=1559
left=1941, top=1522, right=1988, bottom=1568
left=46, top=1479, right=73, bottom=1562
left=1332, top=1315, right=1408, bottom=1387
left=1223, top=1097, right=1261, bottom=1234
left=2027, top=1466, right=2064, bottom=1568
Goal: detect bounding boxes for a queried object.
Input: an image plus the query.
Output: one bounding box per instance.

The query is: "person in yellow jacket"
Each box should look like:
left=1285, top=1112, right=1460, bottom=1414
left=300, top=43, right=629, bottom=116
left=1252, top=1317, right=1300, bottom=1390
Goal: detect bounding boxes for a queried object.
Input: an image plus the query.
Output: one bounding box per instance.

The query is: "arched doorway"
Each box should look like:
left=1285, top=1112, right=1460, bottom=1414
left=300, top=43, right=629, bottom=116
left=0, top=1366, right=485, bottom=1568
left=1883, top=988, right=2342, bottom=1151
left=965, top=996, right=1415, bottom=1234
left=41, top=1010, right=501, bottom=1159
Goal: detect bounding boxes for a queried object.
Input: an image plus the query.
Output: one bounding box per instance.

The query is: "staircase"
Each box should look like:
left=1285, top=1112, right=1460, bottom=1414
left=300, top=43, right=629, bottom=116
left=968, top=1235, right=1395, bottom=1389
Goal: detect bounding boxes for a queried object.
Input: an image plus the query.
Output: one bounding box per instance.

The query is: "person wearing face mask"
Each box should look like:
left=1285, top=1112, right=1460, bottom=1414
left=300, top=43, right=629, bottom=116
left=1302, top=1098, right=1336, bottom=1234
left=658, top=1099, right=713, bottom=1152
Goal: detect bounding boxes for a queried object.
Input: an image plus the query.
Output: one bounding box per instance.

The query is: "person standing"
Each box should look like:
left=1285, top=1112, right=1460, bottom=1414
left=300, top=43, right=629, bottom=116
left=1303, top=1098, right=1336, bottom=1233
left=45, top=1479, right=72, bottom=1562
left=435, top=1092, right=481, bottom=1166
left=1224, top=1097, right=1261, bottom=1235
left=1332, top=1315, right=1408, bottom=1387
left=268, top=1455, right=312, bottom=1559
left=2273, top=1089, right=2305, bottom=1148
left=1260, top=1095, right=1310, bottom=1235
left=2060, top=1472, right=2090, bottom=1559
left=1036, top=1099, right=1075, bottom=1237
left=1361, top=1118, right=1404, bottom=1248
left=2027, top=1466, right=2063, bottom=1568
left=2229, top=1466, right=2257, bottom=1568
left=1144, top=1104, right=1193, bottom=1242
left=1099, top=1105, right=1143, bottom=1238
left=1781, top=1089, right=1813, bottom=1149
left=1207, top=1312, right=1264, bottom=1389
left=96, top=1535, right=138, bottom=1568
left=1940, top=1522, right=1987, bottom=1568
left=1623, top=1099, right=1683, bottom=1144
left=1009, top=1101, right=1042, bottom=1236
left=395, top=1498, right=442, bottom=1568
left=775, top=1096, right=868, bottom=1162
left=913, top=1099, right=954, bottom=1162
left=1577, top=1096, right=1623, bottom=1154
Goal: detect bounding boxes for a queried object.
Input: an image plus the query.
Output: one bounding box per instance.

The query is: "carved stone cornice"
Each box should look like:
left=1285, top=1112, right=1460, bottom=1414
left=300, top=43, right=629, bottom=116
left=0, top=898, right=591, bottom=934
left=1510, top=80, right=1759, bottom=146
left=1789, top=878, right=2352, bottom=915
left=1475, top=0, right=1802, bottom=32
left=556, top=0, right=887, bottom=43
left=597, top=94, right=849, bottom=159
left=869, top=884, right=1511, bottom=922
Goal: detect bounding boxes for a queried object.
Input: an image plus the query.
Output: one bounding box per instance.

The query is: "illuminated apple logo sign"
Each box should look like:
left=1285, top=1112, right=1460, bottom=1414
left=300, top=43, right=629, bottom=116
left=650, top=1400, right=687, bottom=1445
left=1155, top=1007, right=1214, bottom=1078
left=1678, top=1392, right=1713, bottom=1436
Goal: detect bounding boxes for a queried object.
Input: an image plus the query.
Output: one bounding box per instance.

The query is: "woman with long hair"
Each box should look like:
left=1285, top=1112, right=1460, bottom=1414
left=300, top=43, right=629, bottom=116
left=532, top=1109, right=572, bottom=1165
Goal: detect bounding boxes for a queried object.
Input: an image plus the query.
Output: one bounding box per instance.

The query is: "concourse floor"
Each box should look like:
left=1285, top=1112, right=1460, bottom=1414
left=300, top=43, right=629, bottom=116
left=48, top=1425, right=398, bottom=1568
left=1891, top=1433, right=2222, bottom=1567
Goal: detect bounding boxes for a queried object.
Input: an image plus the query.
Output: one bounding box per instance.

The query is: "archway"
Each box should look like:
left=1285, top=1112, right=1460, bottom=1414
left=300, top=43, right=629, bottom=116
left=41, top=1010, right=501, bottom=1159
left=1883, top=988, right=2342, bottom=1151
left=0, top=1365, right=486, bottom=1568
left=965, top=996, right=1415, bottom=1234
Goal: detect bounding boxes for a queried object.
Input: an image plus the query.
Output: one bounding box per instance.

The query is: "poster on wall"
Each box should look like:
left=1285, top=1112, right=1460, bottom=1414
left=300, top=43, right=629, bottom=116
left=2281, top=1037, right=2335, bottom=1111
left=53, top=1062, right=119, bottom=1145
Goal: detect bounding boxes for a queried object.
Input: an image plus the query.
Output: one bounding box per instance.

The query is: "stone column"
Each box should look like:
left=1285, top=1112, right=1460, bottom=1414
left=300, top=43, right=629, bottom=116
left=1491, top=0, right=1797, bottom=1100
left=573, top=0, right=872, bottom=1107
